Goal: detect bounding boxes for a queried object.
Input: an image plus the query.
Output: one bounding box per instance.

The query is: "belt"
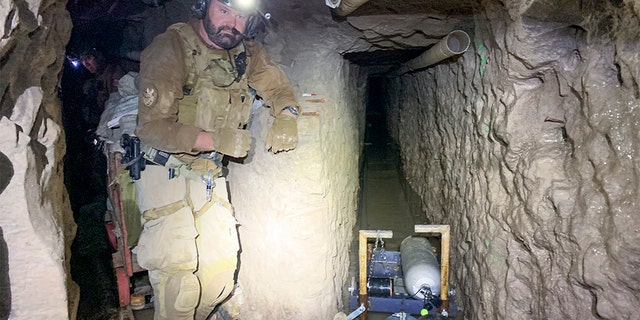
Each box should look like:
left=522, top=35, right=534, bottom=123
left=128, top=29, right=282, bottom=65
left=140, top=143, right=223, bottom=201
left=140, top=143, right=221, bottom=181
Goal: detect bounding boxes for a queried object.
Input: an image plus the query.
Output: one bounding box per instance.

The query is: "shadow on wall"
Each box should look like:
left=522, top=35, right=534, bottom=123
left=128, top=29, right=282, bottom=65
left=0, top=151, right=12, bottom=318
left=0, top=152, right=12, bottom=195
left=0, top=226, right=10, bottom=319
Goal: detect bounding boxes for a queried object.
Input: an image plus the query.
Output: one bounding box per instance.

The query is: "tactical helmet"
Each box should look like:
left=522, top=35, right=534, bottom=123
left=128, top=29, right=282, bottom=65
left=192, top=0, right=259, bottom=18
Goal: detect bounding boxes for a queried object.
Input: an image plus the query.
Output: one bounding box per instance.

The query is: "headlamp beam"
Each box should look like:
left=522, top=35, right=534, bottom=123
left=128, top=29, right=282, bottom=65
left=217, top=0, right=257, bottom=13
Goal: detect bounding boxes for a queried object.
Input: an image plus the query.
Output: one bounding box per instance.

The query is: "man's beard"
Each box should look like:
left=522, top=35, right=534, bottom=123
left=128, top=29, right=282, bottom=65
left=204, top=16, right=244, bottom=49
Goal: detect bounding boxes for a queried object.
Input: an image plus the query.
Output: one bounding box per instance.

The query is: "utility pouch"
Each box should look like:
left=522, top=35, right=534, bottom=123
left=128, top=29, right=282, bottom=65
left=140, top=143, right=220, bottom=183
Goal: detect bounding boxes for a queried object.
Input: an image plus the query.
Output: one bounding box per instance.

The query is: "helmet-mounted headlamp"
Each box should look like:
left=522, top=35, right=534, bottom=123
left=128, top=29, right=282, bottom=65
left=193, top=0, right=259, bottom=19
left=217, top=0, right=258, bottom=13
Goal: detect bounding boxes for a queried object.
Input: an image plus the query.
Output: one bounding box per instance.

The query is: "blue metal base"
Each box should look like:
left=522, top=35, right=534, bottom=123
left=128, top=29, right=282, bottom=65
left=350, top=295, right=426, bottom=315
left=351, top=250, right=456, bottom=317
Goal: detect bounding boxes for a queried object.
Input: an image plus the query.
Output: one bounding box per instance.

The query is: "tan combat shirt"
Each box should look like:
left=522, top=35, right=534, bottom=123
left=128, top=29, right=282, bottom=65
left=136, top=19, right=299, bottom=154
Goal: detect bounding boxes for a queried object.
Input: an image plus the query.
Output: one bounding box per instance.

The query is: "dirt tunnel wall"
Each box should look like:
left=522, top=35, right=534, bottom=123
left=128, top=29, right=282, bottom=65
left=384, top=1, right=640, bottom=319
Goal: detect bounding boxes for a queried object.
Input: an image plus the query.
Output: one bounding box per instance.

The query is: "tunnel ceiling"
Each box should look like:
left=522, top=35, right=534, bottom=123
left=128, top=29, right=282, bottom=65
left=343, top=48, right=425, bottom=66
left=336, top=0, right=476, bottom=66
left=348, top=0, right=477, bottom=16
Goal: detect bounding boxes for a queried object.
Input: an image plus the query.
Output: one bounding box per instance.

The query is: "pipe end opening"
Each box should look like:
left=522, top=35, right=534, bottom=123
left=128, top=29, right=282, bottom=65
left=446, top=30, right=471, bottom=54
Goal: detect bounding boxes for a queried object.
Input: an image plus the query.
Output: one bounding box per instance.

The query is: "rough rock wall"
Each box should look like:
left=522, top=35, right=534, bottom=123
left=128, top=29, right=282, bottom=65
left=386, top=0, right=640, bottom=319
left=0, top=0, right=77, bottom=319
left=226, top=1, right=365, bottom=319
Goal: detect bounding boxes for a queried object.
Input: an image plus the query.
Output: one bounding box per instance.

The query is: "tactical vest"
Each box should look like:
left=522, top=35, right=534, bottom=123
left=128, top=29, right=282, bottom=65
left=169, top=23, right=253, bottom=133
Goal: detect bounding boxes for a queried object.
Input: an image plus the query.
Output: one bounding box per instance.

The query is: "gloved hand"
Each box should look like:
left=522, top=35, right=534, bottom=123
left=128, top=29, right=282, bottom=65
left=266, top=114, right=298, bottom=153
left=210, top=128, right=251, bottom=158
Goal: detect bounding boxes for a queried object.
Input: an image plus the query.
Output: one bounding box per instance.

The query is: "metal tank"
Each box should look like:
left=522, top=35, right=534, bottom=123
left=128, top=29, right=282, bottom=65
left=400, top=236, right=441, bottom=299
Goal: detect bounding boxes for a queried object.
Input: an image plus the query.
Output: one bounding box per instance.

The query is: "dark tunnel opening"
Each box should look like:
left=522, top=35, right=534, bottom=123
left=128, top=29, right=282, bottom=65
left=364, top=76, right=388, bottom=147
left=61, top=43, right=121, bottom=320
left=0, top=227, right=10, bottom=319
left=62, top=6, right=143, bottom=318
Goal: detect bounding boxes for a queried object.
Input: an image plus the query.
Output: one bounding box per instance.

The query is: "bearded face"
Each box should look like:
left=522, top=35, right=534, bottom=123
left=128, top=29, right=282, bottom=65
left=203, top=15, right=244, bottom=49
left=202, top=1, right=250, bottom=49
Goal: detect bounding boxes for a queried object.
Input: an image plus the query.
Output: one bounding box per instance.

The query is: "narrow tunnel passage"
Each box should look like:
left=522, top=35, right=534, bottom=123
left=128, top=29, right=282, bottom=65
left=346, top=74, right=445, bottom=320
left=359, top=76, right=421, bottom=251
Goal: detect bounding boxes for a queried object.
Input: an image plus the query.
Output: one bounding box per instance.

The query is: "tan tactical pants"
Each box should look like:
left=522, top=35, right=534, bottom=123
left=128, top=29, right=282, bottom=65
left=135, top=165, right=239, bottom=320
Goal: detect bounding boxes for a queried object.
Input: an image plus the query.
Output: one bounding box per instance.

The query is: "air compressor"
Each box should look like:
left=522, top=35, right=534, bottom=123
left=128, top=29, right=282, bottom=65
left=350, top=235, right=450, bottom=317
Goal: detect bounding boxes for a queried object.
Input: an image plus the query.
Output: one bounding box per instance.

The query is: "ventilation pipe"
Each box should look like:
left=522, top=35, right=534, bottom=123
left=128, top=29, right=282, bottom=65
left=396, top=30, right=470, bottom=75
left=325, top=0, right=370, bottom=16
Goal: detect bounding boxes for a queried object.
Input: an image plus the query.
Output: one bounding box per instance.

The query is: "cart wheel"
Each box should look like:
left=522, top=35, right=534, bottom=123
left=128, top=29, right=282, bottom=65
left=119, top=305, right=135, bottom=320
left=116, top=267, right=131, bottom=307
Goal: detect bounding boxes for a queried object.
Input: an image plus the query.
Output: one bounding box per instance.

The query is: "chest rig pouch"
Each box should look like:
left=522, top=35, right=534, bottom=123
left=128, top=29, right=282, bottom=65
left=169, top=23, right=253, bottom=132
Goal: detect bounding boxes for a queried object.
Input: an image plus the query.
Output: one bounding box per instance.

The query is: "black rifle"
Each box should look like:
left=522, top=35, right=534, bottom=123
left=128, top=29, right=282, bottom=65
left=120, top=134, right=146, bottom=180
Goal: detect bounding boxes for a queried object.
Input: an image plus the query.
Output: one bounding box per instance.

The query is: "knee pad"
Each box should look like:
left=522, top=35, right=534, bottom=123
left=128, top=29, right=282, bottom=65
left=166, top=271, right=201, bottom=314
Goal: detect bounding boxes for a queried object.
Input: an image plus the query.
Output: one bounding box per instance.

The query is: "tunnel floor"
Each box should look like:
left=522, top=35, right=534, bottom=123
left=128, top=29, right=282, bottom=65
left=359, top=125, right=415, bottom=252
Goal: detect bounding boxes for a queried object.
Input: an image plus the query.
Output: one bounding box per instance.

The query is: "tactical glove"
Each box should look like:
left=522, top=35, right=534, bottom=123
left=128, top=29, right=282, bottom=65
left=266, top=114, right=298, bottom=153
left=210, top=128, right=251, bottom=158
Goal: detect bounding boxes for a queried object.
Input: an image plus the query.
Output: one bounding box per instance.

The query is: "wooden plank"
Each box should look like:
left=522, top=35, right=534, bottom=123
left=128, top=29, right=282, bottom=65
left=440, top=227, right=450, bottom=302
left=358, top=230, right=393, bottom=320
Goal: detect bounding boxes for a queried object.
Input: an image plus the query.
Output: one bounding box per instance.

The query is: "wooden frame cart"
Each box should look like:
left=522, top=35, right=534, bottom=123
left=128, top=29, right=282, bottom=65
left=355, top=225, right=451, bottom=319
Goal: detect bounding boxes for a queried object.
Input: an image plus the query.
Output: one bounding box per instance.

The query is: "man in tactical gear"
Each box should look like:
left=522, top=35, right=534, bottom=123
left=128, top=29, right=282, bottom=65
left=134, top=0, right=300, bottom=318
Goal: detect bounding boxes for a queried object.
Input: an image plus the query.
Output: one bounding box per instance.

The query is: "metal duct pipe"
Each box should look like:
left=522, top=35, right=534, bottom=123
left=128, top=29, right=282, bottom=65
left=400, top=236, right=441, bottom=299
left=398, top=30, right=470, bottom=74
left=325, top=0, right=370, bottom=16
